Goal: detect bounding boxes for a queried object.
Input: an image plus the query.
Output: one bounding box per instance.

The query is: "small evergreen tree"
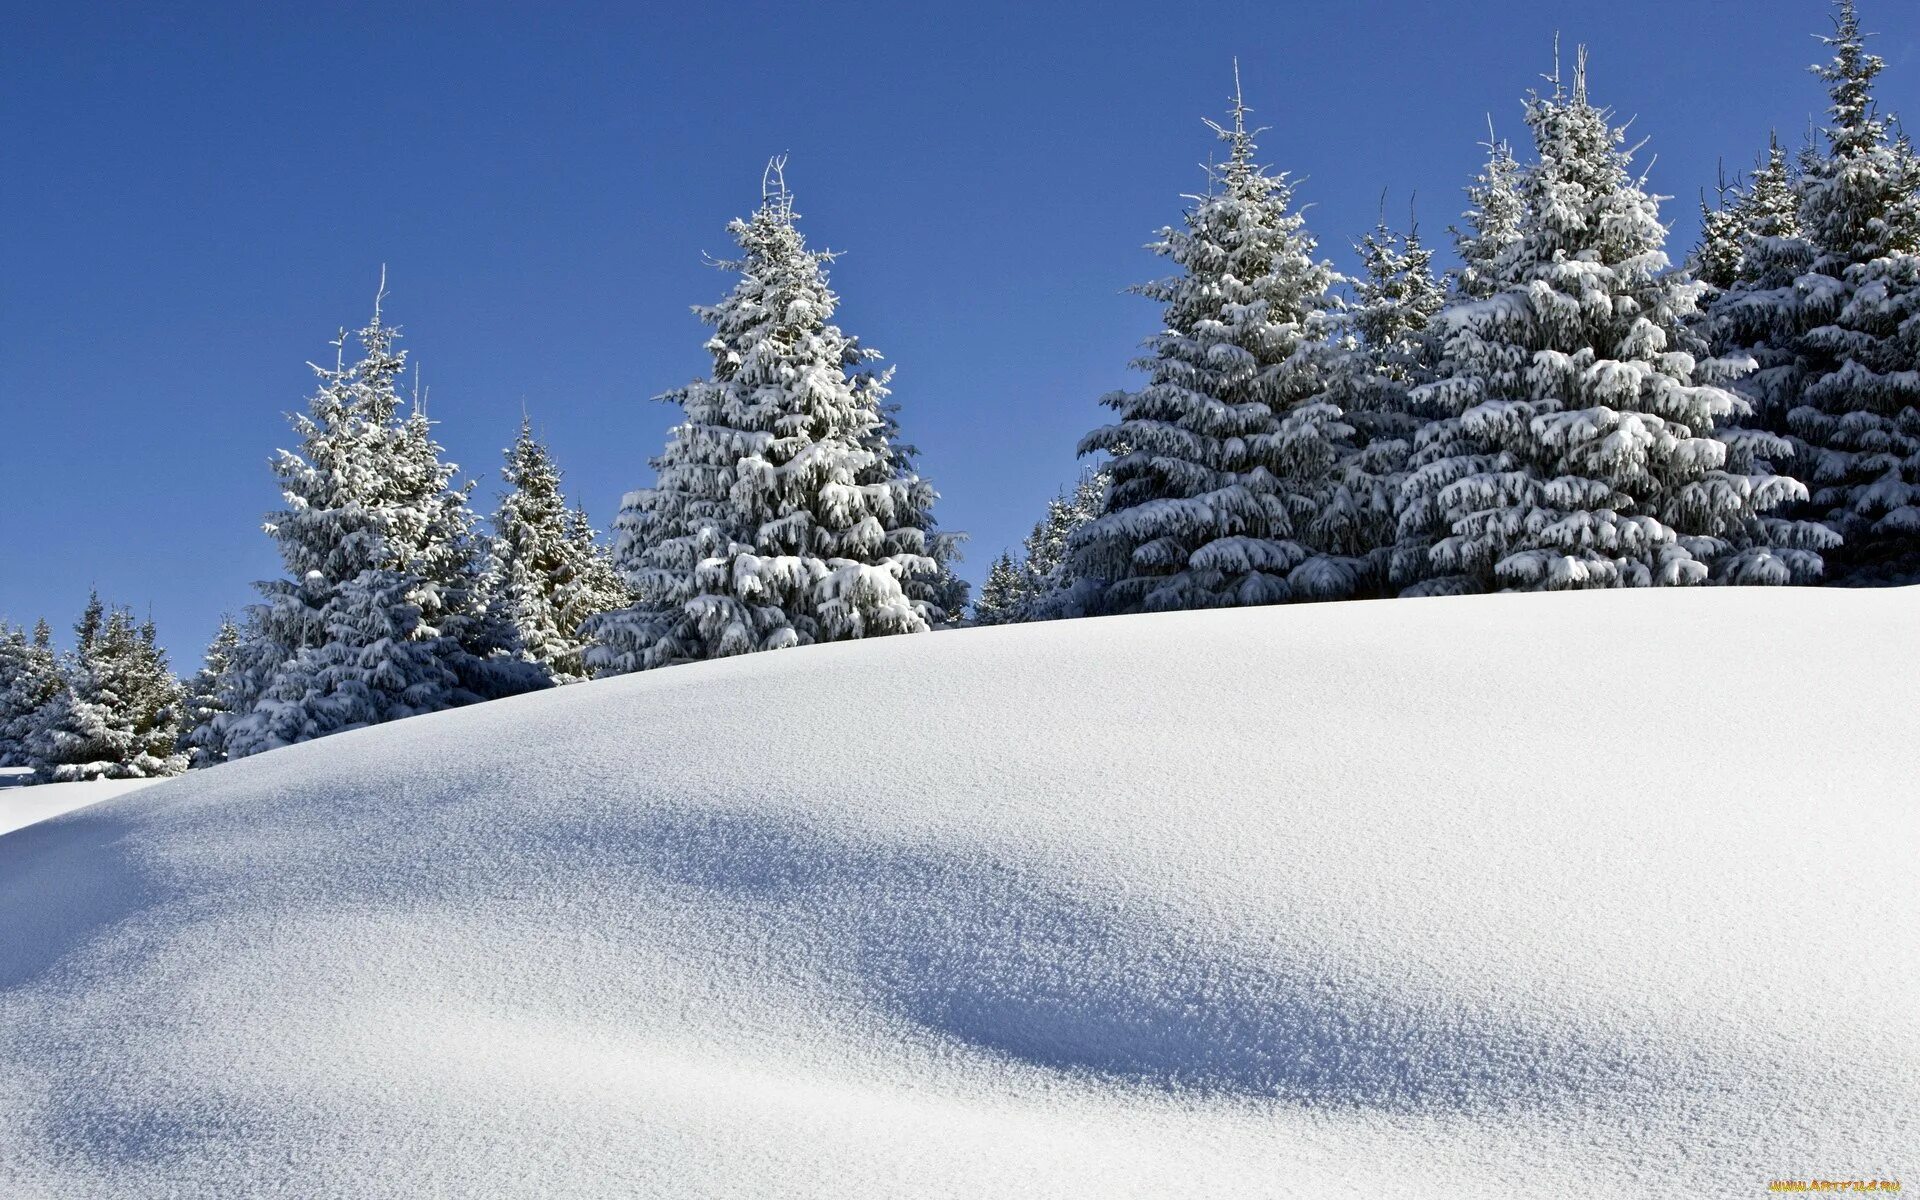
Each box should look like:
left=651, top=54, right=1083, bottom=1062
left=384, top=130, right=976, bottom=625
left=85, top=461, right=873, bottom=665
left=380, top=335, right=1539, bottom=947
left=974, top=466, right=1109, bottom=625
left=1452, top=127, right=1525, bottom=301
left=0, top=619, right=64, bottom=768
left=1781, top=0, right=1920, bottom=581
left=1693, top=163, right=1751, bottom=294
left=217, top=280, right=547, bottom=758
left=490, top=419, right=631, bottom=682
left=28, top=599, right=185, bottom=782
left=1066, top=70, right=1349, bottom=614
left=1318, top=210, right=1448, bottom=594
left=587, top=159, right=959, bottom=673
left=180, top=617, right=241, bottom=769
left=1403, top=49, right=1827, bottom=593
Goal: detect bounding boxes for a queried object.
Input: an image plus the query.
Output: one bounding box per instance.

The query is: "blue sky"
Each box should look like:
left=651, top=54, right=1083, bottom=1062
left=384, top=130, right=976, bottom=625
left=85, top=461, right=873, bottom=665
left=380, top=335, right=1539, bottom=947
left=3, top=0, right=1915, bottom=660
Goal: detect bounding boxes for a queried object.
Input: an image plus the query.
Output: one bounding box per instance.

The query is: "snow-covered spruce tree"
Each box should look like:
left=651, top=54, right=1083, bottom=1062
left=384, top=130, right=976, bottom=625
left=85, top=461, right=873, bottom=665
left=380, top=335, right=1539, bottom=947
left=0, top=618, right=63, bottom=767
left=179, top=616, right=240, bottom=769
left=489, top=419, right=630, bottom=682
left=28, top=599, right=186, bottom=782
left=972, top=554, right=1029, bottom=626
left=1065, top=75, right=1349, bottom=613
left=1315, top=211, right=1448, bottom=594
left=1401, top=49, right=1828, bottom=593
left=217, top=284, right=547, bottom=758
left=1693, top=164, right=1751, bottom=295
left=1452, top=128, right=1525, bottom=302
left=586, top=160, right=959, bottom=673
left=1704, top=135, right=1813, bottom=432
left=974, top=466, right=1110, bottom=625
left=1776, top=0, right=1920, bottom=582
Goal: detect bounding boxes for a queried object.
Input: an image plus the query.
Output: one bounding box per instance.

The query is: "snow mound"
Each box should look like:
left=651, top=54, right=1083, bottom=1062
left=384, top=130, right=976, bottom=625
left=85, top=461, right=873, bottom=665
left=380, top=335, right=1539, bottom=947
left=0, top=775, right=158, bottom=837
left=2, top=588, right=1915, bottom=1197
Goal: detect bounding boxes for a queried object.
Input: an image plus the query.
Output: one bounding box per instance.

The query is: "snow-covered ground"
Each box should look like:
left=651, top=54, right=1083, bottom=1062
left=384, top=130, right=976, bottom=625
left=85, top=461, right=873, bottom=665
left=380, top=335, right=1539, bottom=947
left=1, top=586, right=1914, bottom=1197
left=0, top=771, right=158, bottom=836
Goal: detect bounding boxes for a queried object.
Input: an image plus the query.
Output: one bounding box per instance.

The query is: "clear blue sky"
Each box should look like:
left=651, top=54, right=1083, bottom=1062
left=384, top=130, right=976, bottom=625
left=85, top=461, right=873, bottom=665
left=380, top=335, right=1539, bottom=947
left=3, top=0, right=1915, bottom=661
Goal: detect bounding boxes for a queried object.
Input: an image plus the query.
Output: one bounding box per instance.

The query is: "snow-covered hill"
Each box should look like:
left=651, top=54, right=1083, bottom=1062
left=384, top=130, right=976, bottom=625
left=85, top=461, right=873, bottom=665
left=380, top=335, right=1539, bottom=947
left=0, top=773, right=159, bottom=837
left=2, top=588, right=1915, bottom=1197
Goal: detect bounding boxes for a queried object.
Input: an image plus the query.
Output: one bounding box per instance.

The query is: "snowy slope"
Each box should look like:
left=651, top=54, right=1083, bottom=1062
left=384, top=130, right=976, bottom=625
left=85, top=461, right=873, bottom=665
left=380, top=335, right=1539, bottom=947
left=1, top=587, right=1915, bottom=1197
left=0, top=773, right=158, bottom=837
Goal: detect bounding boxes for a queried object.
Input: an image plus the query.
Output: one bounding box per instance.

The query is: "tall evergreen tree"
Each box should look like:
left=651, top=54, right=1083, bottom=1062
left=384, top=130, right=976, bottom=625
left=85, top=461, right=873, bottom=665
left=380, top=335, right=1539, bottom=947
left=1705, top=135, right=1814, bottom=433
left=1066, top=70, right=1349, bottom=614
left=972, top=554, right=1029, bottom=627
left=0, top=619, right=63, bottom=768
left=179, top=617, right=241, bottom=769
left=1779, top=0, right=1920, bottom=581
left=28, top=600, right=185, bottom=782
left=1403, top=49, right=1828, bottom=593
left=217, top=281, right=547, bottom=758
left=588, top=159, right=959, bottom=673
left=490, top=419, right=630, bottom=682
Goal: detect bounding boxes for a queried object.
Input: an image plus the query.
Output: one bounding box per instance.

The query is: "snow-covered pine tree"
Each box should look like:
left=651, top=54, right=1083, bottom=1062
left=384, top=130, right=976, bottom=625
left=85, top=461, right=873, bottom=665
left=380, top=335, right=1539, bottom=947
left=1452, top=126, right=1525, bottom=302
left=490, top=419, right=630, bottom=682
left=972, top=554, right=1029, bottom=626
left=1704, top=135, right=1813, bottom=434
left=27, top=599, right=186, bottom=782
left=973, top=466, right=1110, bottom=625
left=587, top=159, right=959, bottom=672
left=1777, top=0, right=1920, bottom=582
left=179, top=616, right=240, bottom=768
left=217, top=281, right=547, bottom=757
left=1316, top=208, right=1448, bottom=594
left=1402, top=48, right=1828, bottom=593
left=1066, top=70, right=1349, bottom=613
left=1693, top=163, right=1751, bottom=295
left=0, top=619, right=63, bottom=768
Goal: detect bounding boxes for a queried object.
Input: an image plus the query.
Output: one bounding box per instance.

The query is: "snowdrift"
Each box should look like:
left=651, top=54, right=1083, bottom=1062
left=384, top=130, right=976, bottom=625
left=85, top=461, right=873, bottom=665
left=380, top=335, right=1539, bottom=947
left=0, top=775, right=158, bottom=837
left=2, top=587, right=1915, bottom=1197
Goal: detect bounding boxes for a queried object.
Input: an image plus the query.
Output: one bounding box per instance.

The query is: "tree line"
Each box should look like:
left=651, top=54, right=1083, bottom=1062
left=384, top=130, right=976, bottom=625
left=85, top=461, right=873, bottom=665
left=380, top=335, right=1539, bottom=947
left=1, top=0, right=1913, bottom=782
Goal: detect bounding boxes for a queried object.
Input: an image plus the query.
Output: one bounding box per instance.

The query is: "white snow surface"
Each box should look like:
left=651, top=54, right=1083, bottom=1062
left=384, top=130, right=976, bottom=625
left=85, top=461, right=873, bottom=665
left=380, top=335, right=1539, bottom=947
left=0, top=774, right=158, bottom=837
left=1, top=587, right=1915, bottom=1197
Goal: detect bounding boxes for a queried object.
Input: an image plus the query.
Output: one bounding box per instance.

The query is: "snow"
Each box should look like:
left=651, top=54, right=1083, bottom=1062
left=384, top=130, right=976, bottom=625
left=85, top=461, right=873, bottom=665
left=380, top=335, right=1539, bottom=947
left=2, top=586, right=1916, bottom=1197
left=0, top=773, right=159, bottom=836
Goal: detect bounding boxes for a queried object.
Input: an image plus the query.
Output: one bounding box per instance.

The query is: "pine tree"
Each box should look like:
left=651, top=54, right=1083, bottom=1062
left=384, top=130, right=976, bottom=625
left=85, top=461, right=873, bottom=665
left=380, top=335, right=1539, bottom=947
left=1066, top=70, right=1349, bottom=614
left=1705, top=135, right=1815, bottom=434
left=217, top=280, right=547, bottom=758
left=0, top=619, right=64, bottom=768
left=972, top=554, right=1029, bottom=626
left=974, top=466, right=1110, bottom=625
left=1402, top=48, right=1827, bottom=593
left=587, top=159, right=959, bottom=673
left=27, top=600, right=186, bottom=782
left=1778, top=0, right=1920, bottom=582
left=1452, top=127, right=1525, bottom=301
left=489, top=419, right=630, bottom=682
left=1693, top=163, right=1751, bottom=294
left=1318, top=209, right=1448, bottom=593
left=179, top=617, right=241, bottom=769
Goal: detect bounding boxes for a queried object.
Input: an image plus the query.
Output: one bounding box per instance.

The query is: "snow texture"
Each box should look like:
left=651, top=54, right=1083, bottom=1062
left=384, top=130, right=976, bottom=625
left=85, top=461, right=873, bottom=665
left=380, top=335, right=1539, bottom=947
left=1, top=586, right=1915, bottom=1197
left=0, top=774, right=156, bottom=837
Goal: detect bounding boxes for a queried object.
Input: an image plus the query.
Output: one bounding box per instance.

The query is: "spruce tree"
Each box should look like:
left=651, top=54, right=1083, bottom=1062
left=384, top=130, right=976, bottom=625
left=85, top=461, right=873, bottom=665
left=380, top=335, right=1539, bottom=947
left=490, top=419, right=630, bottom=682
left=1693, top=164, right=1751, bottom=295
left=28, top=600, right=186, bottom=782
left=1066, top=71, right=1348, bottom=614
left=0, top=619, right=63, bottom=768
left=972, top=554, right=1029, bottom=626
left=179, top=617, right=241, bottom=769
left=1403, top=49, right=1826, bottom=593
left=1780, top=0, right=1920, bottom=581
left=218, top=281, right=547, bottom=757
left=1318, top=211, right=1447, bottom=594
left=1452, top=128, right=1525, bottom=301
left=588, top=159, right=959, bottom=673
left=974, top=466, right=1109, bottom=625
